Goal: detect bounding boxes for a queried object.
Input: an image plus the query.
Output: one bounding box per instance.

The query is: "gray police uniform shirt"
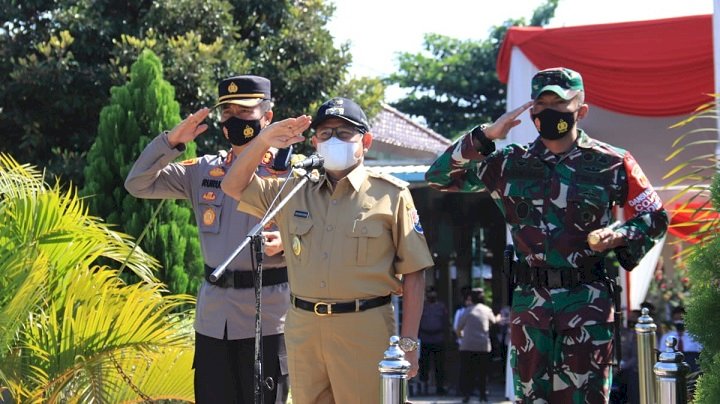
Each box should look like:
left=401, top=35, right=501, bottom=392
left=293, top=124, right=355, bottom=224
left=125, top=131, right=289, bottom=340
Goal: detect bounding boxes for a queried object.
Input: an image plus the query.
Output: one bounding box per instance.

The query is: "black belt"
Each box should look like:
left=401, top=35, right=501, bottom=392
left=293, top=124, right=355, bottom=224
left=291, top=294, right=391, bottom=316
left=513, top=261, right=605, bottom=289
left=204, top=265, right=288, bottom=289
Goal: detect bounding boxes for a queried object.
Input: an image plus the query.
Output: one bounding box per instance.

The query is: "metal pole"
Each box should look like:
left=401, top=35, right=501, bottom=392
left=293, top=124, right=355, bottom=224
left=636, top=307, right=657, bottom=404
left=654, top=336, right=690, bottom=404
left=379, top=336, right=410, bottom=404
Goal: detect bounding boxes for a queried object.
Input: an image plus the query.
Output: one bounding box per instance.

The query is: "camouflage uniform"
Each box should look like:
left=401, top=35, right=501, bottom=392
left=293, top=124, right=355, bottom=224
left=426, top=129, right=668, bottom=403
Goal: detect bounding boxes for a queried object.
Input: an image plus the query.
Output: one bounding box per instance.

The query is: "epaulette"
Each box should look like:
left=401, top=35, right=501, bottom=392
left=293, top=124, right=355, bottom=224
left=367, top=169, right=409, bottom=188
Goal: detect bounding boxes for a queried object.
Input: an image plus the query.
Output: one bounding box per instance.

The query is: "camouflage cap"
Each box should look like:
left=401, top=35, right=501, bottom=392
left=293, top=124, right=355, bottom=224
left=531, top=67, right=584, bottom=100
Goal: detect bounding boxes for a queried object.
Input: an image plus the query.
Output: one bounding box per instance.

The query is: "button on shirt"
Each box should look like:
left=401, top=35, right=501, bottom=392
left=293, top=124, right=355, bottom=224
left=236, top=164, right=434, bottom=300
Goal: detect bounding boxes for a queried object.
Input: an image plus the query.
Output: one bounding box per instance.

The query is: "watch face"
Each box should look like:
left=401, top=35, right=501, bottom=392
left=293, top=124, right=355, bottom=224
left=399, top=337, right=418, bottom=352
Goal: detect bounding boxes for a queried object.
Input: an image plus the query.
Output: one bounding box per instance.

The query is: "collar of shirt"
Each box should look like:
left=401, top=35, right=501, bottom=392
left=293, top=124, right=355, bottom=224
left=527, top=129, right=595, bottom=162
left=319, top=164, right=368, bottom=193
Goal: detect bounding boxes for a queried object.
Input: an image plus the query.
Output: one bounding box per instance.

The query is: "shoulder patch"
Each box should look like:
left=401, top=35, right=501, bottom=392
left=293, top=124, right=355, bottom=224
left=368, top=170, right=409, bottom=188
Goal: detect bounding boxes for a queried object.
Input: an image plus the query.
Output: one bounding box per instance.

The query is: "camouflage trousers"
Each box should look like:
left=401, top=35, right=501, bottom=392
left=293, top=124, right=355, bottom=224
left=510, top=322, right=613, bottom=404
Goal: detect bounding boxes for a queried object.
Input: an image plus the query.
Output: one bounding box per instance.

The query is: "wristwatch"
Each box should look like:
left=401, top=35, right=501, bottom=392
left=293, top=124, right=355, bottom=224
left=398, top=336, right=419, bottom=352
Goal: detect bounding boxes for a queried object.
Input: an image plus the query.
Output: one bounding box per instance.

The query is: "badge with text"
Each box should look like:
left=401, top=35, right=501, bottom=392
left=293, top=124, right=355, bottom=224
left=293, top=210, right=310, bottom=218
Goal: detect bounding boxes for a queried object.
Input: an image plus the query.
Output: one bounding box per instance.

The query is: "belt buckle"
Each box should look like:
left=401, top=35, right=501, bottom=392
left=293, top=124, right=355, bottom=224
left=313, top=301, right=332, bottom=316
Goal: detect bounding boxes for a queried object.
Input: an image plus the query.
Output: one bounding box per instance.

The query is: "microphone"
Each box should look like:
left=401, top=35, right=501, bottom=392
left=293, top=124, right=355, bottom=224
left=293, top=154, right=324, bottom=169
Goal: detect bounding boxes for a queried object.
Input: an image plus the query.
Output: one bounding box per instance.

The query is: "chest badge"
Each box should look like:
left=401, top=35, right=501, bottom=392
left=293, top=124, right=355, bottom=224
left=209, top=167, right=225, bottom=177
left=202, top=191, right=216, bottom=201
left=292, top=235, right=302, bottom=256
left=202, top=207, right=216, bottom=226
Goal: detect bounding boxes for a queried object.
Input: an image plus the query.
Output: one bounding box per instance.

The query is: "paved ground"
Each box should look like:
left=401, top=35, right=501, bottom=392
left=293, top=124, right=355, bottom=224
left=406, top=376, right=513, bottom=404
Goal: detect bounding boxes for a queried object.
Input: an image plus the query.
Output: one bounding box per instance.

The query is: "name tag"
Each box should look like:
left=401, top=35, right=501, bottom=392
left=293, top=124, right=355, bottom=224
left=294, top=210, right=309, bottom=218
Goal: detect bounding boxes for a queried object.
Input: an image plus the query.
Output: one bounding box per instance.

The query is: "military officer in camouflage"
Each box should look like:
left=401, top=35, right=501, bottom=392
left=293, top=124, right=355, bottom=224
left=425, top=67, right=668, bottom=403
left=125, top=75, right=291, bottom=403
left=221, top=98, right=434, bottom=403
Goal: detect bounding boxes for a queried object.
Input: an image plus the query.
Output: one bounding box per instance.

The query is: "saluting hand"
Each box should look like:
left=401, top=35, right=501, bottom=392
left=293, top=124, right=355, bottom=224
left=167, top=107, right=210, bottom=148
left=257, top=115, right=312, bottom=149
left=482, top=101, right=534, bottom=141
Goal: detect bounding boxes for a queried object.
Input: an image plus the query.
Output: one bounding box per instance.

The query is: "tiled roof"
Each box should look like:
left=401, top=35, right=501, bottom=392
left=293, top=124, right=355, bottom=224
left=370, top=103, right=452, bottom=155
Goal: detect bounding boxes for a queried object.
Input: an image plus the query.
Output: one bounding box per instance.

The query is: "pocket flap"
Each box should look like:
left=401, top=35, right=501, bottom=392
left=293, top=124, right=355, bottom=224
left=349, top=220, right=384, bottom=237
left=291, top=219, right=313, bottom=235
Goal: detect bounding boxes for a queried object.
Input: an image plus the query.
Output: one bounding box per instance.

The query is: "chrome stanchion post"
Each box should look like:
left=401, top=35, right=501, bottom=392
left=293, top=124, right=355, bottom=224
left=636, top=307, right=657, bottom=404
left=654, top=336, right=690, bottom=404
left=379, top=336, right=410, bottom=404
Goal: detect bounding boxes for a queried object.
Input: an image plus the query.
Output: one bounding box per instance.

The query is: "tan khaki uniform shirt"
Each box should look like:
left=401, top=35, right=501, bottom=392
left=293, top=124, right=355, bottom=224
left=125, top=132, right=289, bottom=340
left=236, top=164, right=434, bottom=300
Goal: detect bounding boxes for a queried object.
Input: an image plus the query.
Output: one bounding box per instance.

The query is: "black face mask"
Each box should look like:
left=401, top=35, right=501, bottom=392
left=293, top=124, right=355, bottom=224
left=531, top=108, right=576, bottom=140
left=674, top=321, right=685, bottom=332
left=221, top=117, right=262, bottom=146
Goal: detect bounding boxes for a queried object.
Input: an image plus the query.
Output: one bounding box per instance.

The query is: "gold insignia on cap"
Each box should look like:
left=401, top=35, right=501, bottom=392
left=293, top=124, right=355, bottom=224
left=292, top=235, right=302, bottom=256
left=243, top=125, right=255, bottom=138
left=557, top=119, right=568, bottom=133
left=228, top=82, right=238, bottom=93
left=203, top=207, right=216, bottom=226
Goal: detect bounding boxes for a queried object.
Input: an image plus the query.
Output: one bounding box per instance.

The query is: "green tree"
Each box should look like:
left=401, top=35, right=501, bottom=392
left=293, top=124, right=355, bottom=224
left=0, top=153, right=195, bottom=402
left=82, top=49, right=203, bottom=296
left=0, top=0, right=381, bottom=184
left=387, top=0, right=558, bottom=138
left=663, top=98, right=720, bottom=402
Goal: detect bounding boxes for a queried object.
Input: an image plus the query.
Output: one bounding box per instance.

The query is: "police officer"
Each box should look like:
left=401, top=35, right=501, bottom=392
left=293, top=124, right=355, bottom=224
left=125, top=75, right=290, bottom=403
left=221, top=98, right=434, bottom=403
left=425, top=68, right=668, bottom=403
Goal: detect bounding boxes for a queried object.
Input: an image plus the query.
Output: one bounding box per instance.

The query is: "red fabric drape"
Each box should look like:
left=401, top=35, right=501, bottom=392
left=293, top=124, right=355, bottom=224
left=668, top=201, right=718, bottom=244
left=497, top=15, right=714, bottom=117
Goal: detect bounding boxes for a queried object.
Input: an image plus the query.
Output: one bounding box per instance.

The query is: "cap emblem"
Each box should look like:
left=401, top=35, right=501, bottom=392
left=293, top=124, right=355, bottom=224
left=228, top=82, right=238, bottom=93
left=325, top=107, right=344, bottom=116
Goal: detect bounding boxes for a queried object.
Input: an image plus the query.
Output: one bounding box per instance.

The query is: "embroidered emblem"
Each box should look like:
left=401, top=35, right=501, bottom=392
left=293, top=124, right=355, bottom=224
left=292, top=235, right=302, bottom=256
left=202, top=191, right=216, bottom=201
left=409, top=209, right=424, bottom=234
left=262, top=151, right=273, bottom=165
left=243, top=124, right=255, bottom=138
left=203, top=207, right=216, bottom=226
left=228, top=82, right=238, bottom=93
left=557, top=119, right=568, bottom=134
left=209, top=167, right=225, bottom=177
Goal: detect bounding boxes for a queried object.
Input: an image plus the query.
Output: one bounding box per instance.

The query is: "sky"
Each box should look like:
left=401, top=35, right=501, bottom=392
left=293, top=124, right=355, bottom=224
left=326, top=0, right=713, bottom=100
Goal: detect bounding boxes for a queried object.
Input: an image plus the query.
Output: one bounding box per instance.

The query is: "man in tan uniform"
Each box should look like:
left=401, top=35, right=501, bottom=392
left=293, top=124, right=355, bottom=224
left=125, top=75, right=290, bottom=403
left=221, top=98, right=434, bottom=403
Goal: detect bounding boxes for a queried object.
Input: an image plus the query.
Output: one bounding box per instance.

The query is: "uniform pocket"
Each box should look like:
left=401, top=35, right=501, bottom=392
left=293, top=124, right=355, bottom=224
left=347, top=219, right=385, bottom=266
left=197, top=188, right=225, bottom=234
left=288, top=218, right=313, bottom=264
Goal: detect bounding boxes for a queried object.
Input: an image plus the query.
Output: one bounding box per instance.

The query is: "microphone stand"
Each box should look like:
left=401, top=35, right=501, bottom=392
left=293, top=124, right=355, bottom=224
left=210, top=167, right=320, bottom=404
